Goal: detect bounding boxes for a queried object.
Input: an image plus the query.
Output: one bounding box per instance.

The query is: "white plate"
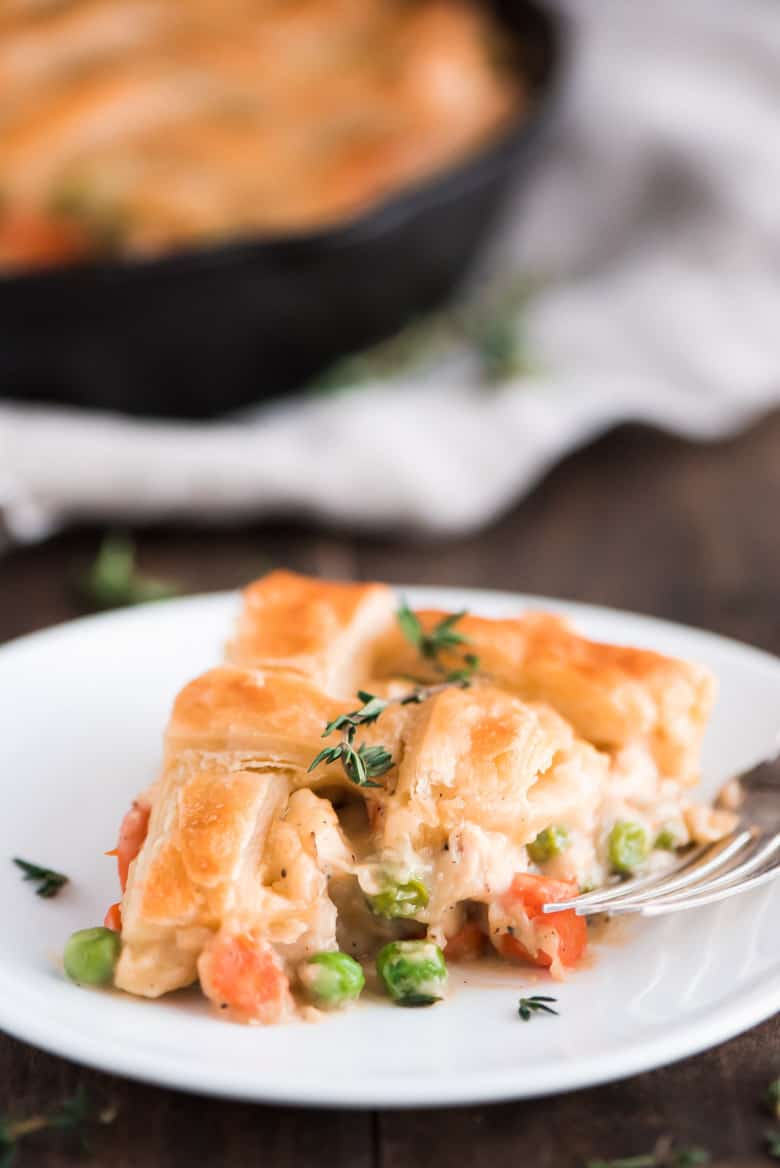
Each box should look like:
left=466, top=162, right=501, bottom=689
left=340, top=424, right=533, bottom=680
left=0, top=588, right=778, bottom=1108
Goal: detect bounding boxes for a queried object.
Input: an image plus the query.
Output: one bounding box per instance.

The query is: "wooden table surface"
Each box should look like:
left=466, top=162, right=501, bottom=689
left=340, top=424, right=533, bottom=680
left=1, top=418, right=778, bottom=1167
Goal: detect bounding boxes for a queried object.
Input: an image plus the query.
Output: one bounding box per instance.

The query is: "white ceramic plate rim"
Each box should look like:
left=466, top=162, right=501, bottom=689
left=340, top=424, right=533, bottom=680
left=0, top=586, right=778, bottom=1109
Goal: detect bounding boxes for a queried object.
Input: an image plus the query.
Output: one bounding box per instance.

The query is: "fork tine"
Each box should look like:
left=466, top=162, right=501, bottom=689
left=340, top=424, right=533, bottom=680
left=540, top=843, right=712, bottom=914
left=541, top=829, right=756, bottom=917
left=608, top=831, right=780, bottom=916
left=650, top=831, right=779, bottom=901
left=540, top=739, right=780, bottom=920
left=638, top=845, right=780, bottom=916
left=572, top=828, right=760, bottom=916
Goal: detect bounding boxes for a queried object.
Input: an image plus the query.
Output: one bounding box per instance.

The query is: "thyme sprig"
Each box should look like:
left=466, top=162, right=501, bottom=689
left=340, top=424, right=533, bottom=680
left=309, top=606, right=481, bottom=789
left=586, top=1138, right=710, bottom=1168
left=767, top=1078, right=780, bottom=1121
left=0, top=1087, right=117, bottom=1166
left=13, top=857, right=69, bottom=899
left=397, top=603, right=480, bottom=683
left=764, top=1078, right=780, bottom=1159
left=308, top=679, right=472, bottom=789
left=78, top=534, right=181, bottom=611
left=310, top=275, right=536, bottom=392
left=517, top=995, right=558, bottom=1022
left=308, top=691, right=394, bottom=788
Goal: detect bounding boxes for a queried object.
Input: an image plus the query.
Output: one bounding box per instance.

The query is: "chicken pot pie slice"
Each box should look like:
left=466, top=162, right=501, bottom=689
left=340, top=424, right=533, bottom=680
left=226, top=570, right=396, bottom=696
left=65, top=572, right=733, bottom=1023
left=372, top=609, right=716, bottom=785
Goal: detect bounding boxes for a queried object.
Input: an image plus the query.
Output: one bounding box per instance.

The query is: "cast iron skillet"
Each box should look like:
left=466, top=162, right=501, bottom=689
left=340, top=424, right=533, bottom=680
left=0, top=0, right=562, bottom=419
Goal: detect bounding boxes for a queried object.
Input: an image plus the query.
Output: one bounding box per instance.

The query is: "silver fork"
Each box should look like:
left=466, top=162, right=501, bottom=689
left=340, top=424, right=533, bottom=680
left=543, top=747, right=780, bottom=918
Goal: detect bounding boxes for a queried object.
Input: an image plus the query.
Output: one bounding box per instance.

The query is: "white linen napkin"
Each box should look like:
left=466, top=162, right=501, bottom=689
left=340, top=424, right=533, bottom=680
left=2, top=0, right=779, bottom=542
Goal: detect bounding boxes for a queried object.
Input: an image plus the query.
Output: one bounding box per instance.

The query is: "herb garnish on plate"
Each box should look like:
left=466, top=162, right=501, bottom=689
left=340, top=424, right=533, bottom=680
left=13, top=858, right=68, bottom=899
left=766, top=1131, right=780, bottom=1160
left=310, top=276, right=536, bottom=392
left=765, top=1077, right=780, bottom=1159
left=586, top=1139, right=710, bottom=1168
left=78, top=534, right=180, bottom=611
left=766, top=1078, right=780, bottom=1120
left=0, top=1087, right=117, bottom=1166
left=517, top=995, right=558, bottom=1022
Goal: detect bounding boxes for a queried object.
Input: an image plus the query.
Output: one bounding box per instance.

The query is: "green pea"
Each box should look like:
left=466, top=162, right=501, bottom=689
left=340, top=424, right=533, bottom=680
left=376, top=940, right=447, bottom=1007
left=655, top=824, right=683, bottom=851
left=608, top=821, right=649, bottom=875
left=527, top=825, right=570, bottom=865
left=368, top=876, right=429, bottom=920
left=63, top=927, right=121, bottom=985
left=299, top=952, right=365, bottom=1008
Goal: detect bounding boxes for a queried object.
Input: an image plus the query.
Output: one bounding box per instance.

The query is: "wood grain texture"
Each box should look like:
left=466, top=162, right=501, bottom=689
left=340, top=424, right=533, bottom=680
left=0, top=417, right=778, bottom=1167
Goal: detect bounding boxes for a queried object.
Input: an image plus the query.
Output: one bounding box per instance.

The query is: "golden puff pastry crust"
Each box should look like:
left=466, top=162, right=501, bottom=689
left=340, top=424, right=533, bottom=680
left=115, top=767, right=288, bottom=997
left=166, top=665, right=343, bottom=764
left=226, top=570, right=397, bottom=697
left=380, top=685, right=564, bottom=852
left=377, top=684, right=609, bottom=854
left=116, top=766, right=355, bottom=999
left=163, top=665, right=409, bottom=802
left=372, top=610, right=716, bottom=783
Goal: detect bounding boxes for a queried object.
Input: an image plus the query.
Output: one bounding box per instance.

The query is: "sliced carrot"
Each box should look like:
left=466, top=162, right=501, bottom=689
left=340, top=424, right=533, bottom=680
left=501, top=874, right=580, bottom=918
left=115, top=801, right=151, bottom=891
left=444, top=920, right=486, bottom=962
left=103, top=902, right=122, bottom=932
left=496, top=874, right=587, bottom=970
left=199, top=933, right=292, bottom=1024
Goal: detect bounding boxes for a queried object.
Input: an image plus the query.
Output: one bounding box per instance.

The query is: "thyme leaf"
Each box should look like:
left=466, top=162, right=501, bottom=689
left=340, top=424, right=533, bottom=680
left=766, top=1078, right=780, bottom=1121
left=0, top=1087, right=117, bottom=1166
left=396, top=603, right=480, bottom=681
left=308, top=678, right=474, bottom=790
left=517, top=995, right=558, bottom=1022
left=460, top=307, right=532, bottom=384
left=309, top=693, right=392, bottom=790
left=586, top=1139, right=710, bottom=1168
left=587, top=1159, right=657, bottom=1168
left=355, top=744, right=395, bottom=777
left=322, top=693, right=390, bottom=737
left=671, top=1152, right=711, bottom=1168
left=309, top=275, right=537, bottom=392
left=308, top=740, right=390, bottom=789
left=79, top=534, right=180, bottom=611
left=308, top=601, right=485, bottom=790
left=396, top=604, right=424, bottom=650
left=13, top=857, right=69, bottom=899
left=49, top=180, right=127, bottom=255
